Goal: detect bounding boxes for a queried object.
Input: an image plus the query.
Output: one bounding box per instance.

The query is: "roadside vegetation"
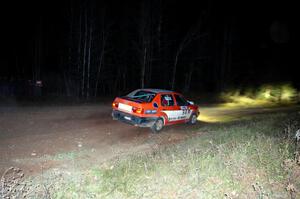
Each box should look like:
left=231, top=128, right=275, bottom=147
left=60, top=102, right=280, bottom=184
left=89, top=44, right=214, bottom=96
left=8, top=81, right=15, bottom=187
left=3, top=110, right=299, bottom=198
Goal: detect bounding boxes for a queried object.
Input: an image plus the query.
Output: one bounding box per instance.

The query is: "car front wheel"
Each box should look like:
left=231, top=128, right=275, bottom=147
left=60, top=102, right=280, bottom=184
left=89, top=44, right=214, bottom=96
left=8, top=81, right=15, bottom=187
left=189, top=113, right=197, bottom=125
left=151, top=118, right=164, bottom=133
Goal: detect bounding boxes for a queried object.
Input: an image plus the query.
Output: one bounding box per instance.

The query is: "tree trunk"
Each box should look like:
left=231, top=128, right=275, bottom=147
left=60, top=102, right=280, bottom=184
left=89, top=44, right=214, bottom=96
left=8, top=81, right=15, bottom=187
left=34, top=17, right=42, bottom=82
left=94, top=51, right=103, bottom=97
left=76, top=11, right=82, bottom=98
left=219, top=21, right=232, bottom=91
left=171, top=51, right=179, bottom=90
left=77, top=12, right=82, bottom=73
left=86, top=23, right=92, bottom=99
left=95, top=29, right=106, bottom=97
left=141, top=46, right=147, bottom=88
left=68, top=2, right=73, bottom=69
left=81, top=10, right=87, bottom=98
left=157, top=2, right=162, bottom=55
left=184, top=63, right=194, bottom=92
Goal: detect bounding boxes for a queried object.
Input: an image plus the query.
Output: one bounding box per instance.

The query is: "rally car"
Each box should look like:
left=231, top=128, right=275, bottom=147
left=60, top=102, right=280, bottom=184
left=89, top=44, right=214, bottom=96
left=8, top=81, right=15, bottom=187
left=112, top=89, right=199, bottom=133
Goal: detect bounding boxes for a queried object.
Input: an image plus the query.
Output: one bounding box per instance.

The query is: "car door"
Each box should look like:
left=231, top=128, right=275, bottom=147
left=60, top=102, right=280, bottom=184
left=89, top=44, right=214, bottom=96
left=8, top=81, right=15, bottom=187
left=160, top=94, right=182, bottom=124
left=174, top=94, right=192, bottom=121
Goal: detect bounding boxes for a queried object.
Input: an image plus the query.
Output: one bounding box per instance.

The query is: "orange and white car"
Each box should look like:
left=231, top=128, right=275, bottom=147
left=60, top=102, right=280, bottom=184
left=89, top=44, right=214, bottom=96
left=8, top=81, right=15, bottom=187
left=112, top=89, right=200, bottom=133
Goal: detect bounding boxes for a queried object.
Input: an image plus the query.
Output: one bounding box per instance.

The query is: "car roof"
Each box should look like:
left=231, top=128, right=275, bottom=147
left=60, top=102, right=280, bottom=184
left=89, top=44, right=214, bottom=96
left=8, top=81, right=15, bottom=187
left=139, top=88, right=174, bottom=94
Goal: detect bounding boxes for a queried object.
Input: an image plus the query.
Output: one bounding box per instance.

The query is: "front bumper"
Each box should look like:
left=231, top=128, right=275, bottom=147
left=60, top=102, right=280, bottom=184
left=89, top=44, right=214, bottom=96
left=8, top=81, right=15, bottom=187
left=112, top=110, right=157, bottom=127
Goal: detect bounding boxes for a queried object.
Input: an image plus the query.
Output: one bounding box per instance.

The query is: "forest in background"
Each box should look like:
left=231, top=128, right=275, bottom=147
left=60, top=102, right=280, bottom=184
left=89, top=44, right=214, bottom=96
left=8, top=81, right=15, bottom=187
left=0, top=0, right=297, bottom=99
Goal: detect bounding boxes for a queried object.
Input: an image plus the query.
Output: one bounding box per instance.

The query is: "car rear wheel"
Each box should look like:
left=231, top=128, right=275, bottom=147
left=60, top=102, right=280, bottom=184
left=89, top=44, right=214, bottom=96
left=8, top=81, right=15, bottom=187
left=151, top=118, right=164, bottom=133
left=189, top=113, right=197, bottom=125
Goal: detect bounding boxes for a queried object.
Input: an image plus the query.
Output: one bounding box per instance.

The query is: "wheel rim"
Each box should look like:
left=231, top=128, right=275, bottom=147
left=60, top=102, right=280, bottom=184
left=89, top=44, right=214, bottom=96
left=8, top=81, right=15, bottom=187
left=191, top=115, right=197, bottom=124
left=156, top=120, right=163, bottom=131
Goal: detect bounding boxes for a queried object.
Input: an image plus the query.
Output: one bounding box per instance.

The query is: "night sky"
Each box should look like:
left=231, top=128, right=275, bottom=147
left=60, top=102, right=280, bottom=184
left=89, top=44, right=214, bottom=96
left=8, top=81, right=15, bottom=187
left=0, top=0, right=298, bottom=98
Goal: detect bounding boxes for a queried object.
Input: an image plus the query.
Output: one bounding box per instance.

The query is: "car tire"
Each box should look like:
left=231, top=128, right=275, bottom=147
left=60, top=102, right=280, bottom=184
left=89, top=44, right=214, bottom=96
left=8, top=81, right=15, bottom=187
left=189, top=113, right=197, bottom=125
left=151, top=118, right=164, bottom=133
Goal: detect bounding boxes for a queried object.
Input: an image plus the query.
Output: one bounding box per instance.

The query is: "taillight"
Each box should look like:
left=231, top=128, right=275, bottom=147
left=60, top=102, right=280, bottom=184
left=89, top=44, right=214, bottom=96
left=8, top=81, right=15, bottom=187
left=132, top=107, right=143, bottom=114
left=112, top=102, right=118, bottom=108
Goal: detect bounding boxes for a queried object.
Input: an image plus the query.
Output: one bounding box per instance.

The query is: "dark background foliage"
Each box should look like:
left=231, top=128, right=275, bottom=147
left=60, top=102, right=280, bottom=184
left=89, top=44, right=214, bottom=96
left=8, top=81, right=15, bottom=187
left=0, top=0, right=298, bottom=99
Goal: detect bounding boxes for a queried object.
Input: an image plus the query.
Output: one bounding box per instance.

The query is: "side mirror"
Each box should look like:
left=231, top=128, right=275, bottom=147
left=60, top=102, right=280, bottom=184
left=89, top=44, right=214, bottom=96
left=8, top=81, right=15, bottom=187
left=187, top=100, right=194, bottom=105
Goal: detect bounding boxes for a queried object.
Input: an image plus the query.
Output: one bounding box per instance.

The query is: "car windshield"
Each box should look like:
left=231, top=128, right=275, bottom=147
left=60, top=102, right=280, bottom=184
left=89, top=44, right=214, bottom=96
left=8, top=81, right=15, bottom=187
left=125, top=90, right=156, bottom=103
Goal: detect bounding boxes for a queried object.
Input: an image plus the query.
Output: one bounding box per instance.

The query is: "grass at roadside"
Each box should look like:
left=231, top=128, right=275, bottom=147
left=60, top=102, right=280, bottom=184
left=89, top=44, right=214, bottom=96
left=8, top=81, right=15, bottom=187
left=46, top=111, right=300, bottom=198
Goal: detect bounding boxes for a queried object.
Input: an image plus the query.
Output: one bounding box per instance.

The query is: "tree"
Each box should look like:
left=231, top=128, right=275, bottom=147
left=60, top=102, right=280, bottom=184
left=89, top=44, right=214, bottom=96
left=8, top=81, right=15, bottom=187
left=33, top=17, right=43, bottom=83
left=94, top=8, right=111, bottom=97
left=170, top=16, right=207, bottom=90
left=136, top=1, right=153, bottom=88
left=214, top=17, right=234, bottom=91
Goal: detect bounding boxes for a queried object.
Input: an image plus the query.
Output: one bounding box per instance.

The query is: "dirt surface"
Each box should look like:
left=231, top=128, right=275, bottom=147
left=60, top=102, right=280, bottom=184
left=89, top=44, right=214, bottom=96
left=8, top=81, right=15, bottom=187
left=0, top=103, right=299, bottom=176
left=0, top=104, right=202, bottom=176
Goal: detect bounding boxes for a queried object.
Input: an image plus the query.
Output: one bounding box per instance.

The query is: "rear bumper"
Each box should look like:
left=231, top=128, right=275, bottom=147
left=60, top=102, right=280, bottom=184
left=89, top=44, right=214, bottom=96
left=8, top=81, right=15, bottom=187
left=112, top=110, right=157, bottom=127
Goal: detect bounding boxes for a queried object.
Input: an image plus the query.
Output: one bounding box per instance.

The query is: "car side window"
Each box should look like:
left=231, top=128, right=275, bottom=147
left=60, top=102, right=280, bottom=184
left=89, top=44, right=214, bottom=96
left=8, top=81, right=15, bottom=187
left=161, top=94, right=175, bottom=106
left=174, top=94, right=188, bottom=106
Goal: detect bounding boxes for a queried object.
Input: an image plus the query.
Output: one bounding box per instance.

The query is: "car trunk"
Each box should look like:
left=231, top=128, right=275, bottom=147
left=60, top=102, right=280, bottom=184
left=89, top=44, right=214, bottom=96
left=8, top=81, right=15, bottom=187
left=113, top=97, right=145, bottom=116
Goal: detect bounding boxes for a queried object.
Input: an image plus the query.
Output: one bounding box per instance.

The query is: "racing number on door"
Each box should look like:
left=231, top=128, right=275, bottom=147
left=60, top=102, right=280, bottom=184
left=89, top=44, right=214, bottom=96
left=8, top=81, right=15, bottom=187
left=180, top=106, right=190, bottom=119
left=183, top=109, right=188, bottom=115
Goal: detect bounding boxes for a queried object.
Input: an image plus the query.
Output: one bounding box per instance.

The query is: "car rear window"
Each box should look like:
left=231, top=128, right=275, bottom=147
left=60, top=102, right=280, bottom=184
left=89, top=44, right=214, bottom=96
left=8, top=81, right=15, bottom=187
left=125, top=90, right=156, bottom=103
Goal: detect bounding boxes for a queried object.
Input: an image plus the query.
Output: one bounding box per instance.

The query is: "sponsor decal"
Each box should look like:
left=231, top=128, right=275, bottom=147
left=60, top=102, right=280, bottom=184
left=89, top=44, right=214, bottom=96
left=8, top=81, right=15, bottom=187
left=162, top=110, right=187, bottom=121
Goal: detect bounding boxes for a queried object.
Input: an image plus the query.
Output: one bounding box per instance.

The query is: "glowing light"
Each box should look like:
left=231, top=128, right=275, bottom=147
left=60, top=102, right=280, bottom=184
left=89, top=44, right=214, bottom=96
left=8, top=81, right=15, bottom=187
left=196, top=83, right=298, bottom=124
left=262, top=89, right=271, bottom=99
left=197, top=114, right=218, bottom=123
left=220, top=83, right=298, bottom=108
left=197, top=107, right=243, bottom=123
left=280, top=84, right=297, bottom=101
left=197, top=114, right=235, bottom=123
